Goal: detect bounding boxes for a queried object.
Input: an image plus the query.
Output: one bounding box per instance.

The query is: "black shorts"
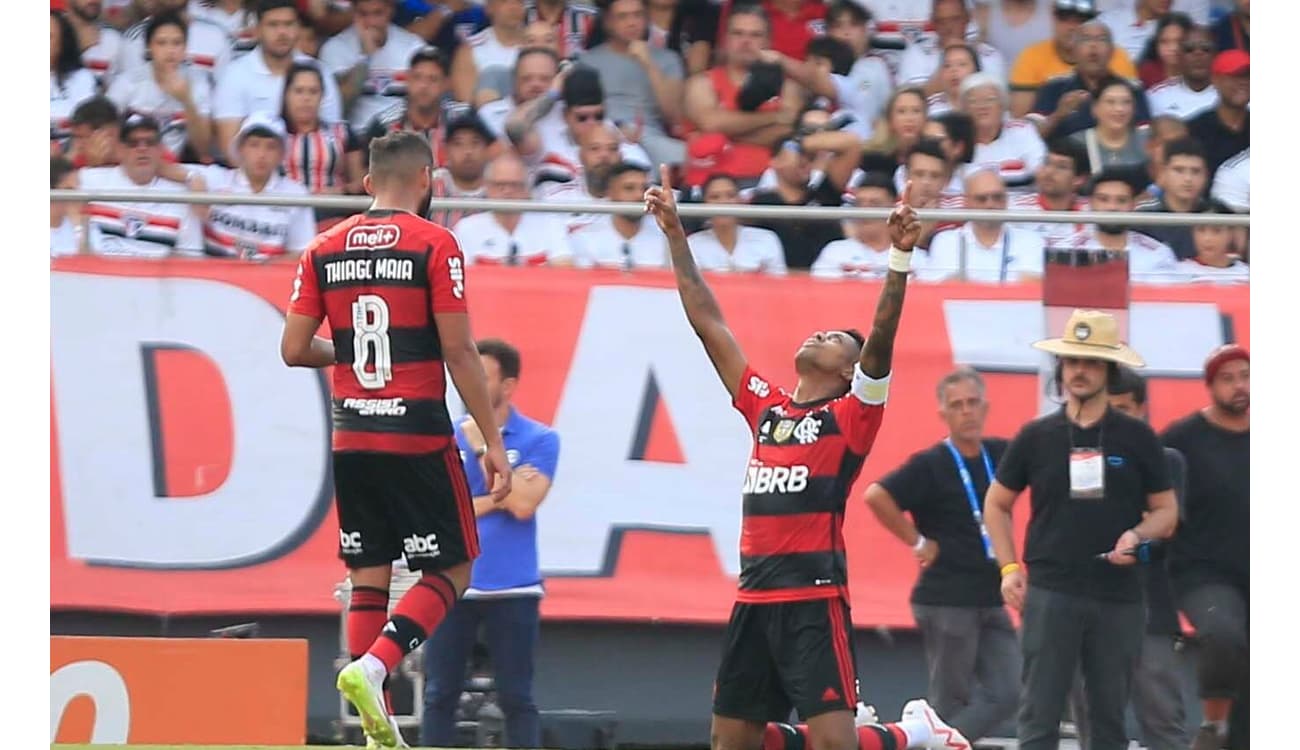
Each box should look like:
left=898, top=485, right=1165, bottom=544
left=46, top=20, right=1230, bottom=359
left=712, top=597, right=859, bottom=723
left=333, top=449, right=480, bottom=573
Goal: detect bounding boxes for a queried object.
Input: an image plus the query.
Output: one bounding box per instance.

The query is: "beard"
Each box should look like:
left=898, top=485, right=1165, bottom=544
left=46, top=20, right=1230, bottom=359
left=585, top=165, right=612, bottom=196
left=1096, top=222, right=1126, bottom=236
left=1214, top=393, right=1250, bottom=415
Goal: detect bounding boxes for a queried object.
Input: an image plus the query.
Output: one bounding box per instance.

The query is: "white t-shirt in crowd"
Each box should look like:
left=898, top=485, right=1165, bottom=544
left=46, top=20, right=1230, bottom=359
left=811, top=236, right=916, bottom=280
left=831, top=57, right=894, bottom=140
left=80, top=167, right=204, bottom=258
left=189, top=165, right=316, bottom=258
left=1098, top=7, right=1159, bottom=62
left=919, top=223, right=1046, bottom=283
left=1147, top=78, right=1219, bottom=120
left=536, top=107, right=652, bottom=172
left=320, top=24, right=426, bottom=130
left=1176, top=258, right=1249, bottom=284
left=213, top=48, right=344, bottom=125
left=687, top=226, right=787, bottom=274
left=1057, top=227, right=1182, bottom=284
left=896, top=35, right=1006, bottom=90
left=970, top=119, right=1047, bottom=189
left=50, top=70, right=99, bottom=142
left=466, top=27, right=521, bottom=74
left=81, top=26, right=125, bottom=87
left=188, top=0, right=256, bottom=53
left=107, top=65, right=214, bottom=156
left=117, top=16, right=232, bottom=82
left=478, top=95, right=519, bottom=139
left=51, top=218, right=82, bottom=257
left=569, top=215, right=667, bottom=269
left=452, top=211, right=574, bottom=266
left=1211, top=149, right=1248, bottom=212
left=1009, top=191, right=1089, bottom=244
left=1092, top=0, right=1211, bottom=24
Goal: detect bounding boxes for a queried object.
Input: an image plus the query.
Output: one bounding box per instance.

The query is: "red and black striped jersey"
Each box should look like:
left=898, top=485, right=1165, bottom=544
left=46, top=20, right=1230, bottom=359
left=732, top=365, right=889, bottom=604
left=287, top=210, right=468, bottom=455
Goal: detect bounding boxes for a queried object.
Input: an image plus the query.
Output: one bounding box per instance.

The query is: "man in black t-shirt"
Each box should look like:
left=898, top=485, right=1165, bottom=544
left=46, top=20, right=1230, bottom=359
left=1069, top=367, right=1189, bottom=750
left=1164, top=345, right=1250, bottom=750
left=866, top=368, right=1018, bottom=744
left=982, top=309, right=1178, bottom=750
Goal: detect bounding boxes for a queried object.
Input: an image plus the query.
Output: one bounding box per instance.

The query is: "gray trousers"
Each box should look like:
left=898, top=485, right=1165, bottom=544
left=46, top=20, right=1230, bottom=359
left=1181, top=582, right=1249, bottom=750
left=638, top=127, right=687, bottom=167
left=912, top=604, right=1020, bottom=742
left=1018, top=586, right=1144, bottom=750
left=1069, top=634, right=1188, bottom=750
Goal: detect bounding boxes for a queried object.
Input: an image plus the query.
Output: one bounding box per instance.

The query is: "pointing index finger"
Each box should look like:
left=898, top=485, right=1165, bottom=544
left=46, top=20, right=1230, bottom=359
left=659, top=163, right=673, bottom=196
left=901, top=179, right=913, bottom=207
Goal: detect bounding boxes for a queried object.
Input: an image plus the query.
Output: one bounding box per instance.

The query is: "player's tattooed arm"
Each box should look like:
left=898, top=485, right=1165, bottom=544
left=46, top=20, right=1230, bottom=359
left=859, top=182, right=922, bottom=379
left=645, top=165, right=749, bottom=398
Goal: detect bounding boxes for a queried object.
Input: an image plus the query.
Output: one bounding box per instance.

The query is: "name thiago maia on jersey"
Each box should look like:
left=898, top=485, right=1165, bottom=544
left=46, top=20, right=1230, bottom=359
left=324, top=257, right=416, bottom=283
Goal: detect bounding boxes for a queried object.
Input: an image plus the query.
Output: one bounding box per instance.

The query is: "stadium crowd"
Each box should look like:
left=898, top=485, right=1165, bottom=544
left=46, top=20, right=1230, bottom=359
left=50, top=0, right=1248, bottom=284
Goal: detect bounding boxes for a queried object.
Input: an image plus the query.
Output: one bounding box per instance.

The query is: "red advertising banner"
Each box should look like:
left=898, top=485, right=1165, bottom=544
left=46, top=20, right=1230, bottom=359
left=50, top=258, right=1249, bottom=628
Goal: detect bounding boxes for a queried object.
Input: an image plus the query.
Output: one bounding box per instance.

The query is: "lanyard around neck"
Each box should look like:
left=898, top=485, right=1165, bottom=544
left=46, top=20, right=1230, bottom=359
left=943, top=438, right=997, bottom=561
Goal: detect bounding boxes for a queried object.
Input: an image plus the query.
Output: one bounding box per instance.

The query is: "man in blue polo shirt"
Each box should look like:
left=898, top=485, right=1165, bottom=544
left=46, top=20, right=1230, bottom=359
left=421, top=338, right=560, bottom=749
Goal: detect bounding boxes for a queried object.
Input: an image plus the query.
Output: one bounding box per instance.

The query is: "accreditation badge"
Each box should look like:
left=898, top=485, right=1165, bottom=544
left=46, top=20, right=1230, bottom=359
left=1069, top=448, right=1105, bottom=500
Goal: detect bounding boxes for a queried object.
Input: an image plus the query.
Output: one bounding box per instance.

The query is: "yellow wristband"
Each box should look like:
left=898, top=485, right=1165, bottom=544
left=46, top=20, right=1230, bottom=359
left=1000, top=562, right=1021, bottom=577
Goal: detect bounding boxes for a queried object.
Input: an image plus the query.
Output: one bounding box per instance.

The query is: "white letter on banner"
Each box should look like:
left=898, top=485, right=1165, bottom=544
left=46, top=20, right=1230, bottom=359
left=50, top=661, right=130, bottom=743
left=538, top=287, right=753, bottom=576
left=51, top=273, right=330, bottom=568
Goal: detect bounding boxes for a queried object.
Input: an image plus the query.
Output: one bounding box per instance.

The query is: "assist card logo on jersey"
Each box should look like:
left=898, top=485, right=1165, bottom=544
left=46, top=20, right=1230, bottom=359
left=345, top=225, right=401, bottom=252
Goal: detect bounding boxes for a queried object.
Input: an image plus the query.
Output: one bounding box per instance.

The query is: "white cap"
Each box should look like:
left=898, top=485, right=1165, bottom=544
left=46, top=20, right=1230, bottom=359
left=230, top=111, right=288, bottom=157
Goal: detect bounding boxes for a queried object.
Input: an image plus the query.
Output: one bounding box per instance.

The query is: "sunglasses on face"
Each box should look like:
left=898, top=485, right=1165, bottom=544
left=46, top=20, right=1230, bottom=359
left=573, top=110, right=605, bottom=123
left=1182, top=42, right=1214, bottom=53
left=968, top=192, right=1007, bottom=203
left=125, top=137, right=160, bottom=148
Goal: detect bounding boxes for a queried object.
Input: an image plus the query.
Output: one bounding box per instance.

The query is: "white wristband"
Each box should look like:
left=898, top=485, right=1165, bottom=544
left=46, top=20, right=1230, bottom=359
left=912, top=534, right=927, bottom=552
left=888, top=246, right=913, bottom=274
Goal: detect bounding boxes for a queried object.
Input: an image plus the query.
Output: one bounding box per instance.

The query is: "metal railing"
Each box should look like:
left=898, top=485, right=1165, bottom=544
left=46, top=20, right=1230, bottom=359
left=49, top=190, right=1252, bottom=227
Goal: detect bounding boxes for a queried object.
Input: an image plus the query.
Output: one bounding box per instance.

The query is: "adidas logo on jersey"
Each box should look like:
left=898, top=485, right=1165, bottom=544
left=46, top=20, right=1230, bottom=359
left=342, top=397, right=408, bottom=417
left=345, top=224, right=401, bottom=251
left=742, top=464, right=810, bottom=494
left=403, top=533, right=441, bottom=558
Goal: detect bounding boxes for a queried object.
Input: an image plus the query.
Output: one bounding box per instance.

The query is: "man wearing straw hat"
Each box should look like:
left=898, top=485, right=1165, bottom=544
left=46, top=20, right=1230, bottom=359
left=981, top=309, right=1179, bottom=750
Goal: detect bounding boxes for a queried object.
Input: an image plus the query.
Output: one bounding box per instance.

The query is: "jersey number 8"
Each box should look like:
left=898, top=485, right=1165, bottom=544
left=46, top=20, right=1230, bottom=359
left=352, top=294, right=392, bottom=389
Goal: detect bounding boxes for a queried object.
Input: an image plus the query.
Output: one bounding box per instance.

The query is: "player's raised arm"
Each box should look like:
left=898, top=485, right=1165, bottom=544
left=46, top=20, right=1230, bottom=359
left=645, top=164, right=748, bottom=399
left=858, top=181, right=922, bottom=379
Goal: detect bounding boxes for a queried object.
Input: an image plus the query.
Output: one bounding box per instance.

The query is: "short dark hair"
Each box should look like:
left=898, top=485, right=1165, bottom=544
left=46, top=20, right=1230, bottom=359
left=281, top=62, right=326, bottom=132
left=805, top=36, right=855, bottom=76
left=1108, top=365, right=1148, bottom=405
left=477, top=338, right=521, bottom=380
left=368, top=131, right=434, bottom=184
left=826, top=0, right=870, bottom=27
left=942, top=43, right=982, bottom=73
left=1088, top=167, right=1141, bottom=196
left=410, top=45, right=449, bottom=76
left=727, top=3, right=771, bottom=34
left=71, top=96, right=121, bottom=129
left=1047, top=137, right=1089, bottom=176
left=701, top=173, right=739, bottom=196
left=51, top=155, right=76, bottom=189
left=841, top=328, right=866, bottom=351
left=120, top=113, right=162, bottom=142
left=906, top=137, right=948, bottom=169
left=257, top=0, right=299, bottom=20
left=850, top=170, right=898, bottom=199
left=1163, top=136, right=1208, bottom=166
left=513, top=46, right=560, bottom=82
left=145, top=10, right=187, bottom=44
left=608, top=160, right=650, bottom=182
left=930, top=110, right=975, bottom=163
